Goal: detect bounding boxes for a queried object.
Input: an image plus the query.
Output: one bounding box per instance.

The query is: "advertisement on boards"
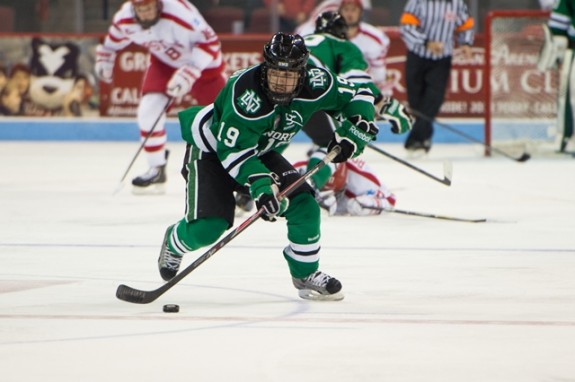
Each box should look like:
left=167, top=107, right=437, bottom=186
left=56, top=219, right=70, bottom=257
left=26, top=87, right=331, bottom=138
left=0, top=30, right=553, bottom=121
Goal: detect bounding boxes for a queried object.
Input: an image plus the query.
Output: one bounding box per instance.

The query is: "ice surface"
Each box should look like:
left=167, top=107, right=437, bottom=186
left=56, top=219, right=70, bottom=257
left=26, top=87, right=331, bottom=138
left=1, top=142, right=574, bottom=382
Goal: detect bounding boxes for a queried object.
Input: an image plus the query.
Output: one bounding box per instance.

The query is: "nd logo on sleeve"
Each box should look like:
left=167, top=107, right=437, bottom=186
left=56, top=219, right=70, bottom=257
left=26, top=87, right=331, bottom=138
left=237, top=89, right=263, bottom=114
left=308, top=68, right=329, bottom=90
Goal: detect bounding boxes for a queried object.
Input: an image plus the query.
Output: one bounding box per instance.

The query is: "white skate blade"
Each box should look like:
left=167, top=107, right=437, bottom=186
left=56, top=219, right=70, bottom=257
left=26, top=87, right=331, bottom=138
left=131, top=183, right=166, bottom=195
left=297, top=289, right=344, bottom=301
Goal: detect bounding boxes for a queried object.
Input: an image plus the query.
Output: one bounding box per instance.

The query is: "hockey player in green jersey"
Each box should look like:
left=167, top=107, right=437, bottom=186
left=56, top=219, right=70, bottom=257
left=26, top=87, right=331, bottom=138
left=157, top=32, right=379, bottom=301
left=306, top=11, right=382, bottom=103
left=538, top=0, right=575, bottom=152
left=300, top=11, right=413, bottom=213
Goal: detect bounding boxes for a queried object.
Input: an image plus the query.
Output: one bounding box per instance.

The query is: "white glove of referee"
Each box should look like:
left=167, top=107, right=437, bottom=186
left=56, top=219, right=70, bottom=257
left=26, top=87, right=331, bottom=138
left=166, top=66, right=200, bottom=98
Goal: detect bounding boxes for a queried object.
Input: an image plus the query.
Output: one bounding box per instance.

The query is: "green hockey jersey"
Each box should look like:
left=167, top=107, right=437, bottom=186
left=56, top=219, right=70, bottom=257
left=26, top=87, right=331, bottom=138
left=304, top=33, right=381, bottom=99
left=179, top=64, right=375, bottom=186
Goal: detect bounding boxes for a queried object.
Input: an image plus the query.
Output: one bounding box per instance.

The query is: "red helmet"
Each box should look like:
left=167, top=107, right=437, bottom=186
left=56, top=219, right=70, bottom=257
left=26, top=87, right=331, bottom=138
left=339, top=0, right=363, bottom=10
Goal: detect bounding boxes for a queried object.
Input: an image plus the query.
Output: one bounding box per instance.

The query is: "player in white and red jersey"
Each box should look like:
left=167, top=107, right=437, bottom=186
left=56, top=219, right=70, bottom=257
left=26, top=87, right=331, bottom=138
left=339, top=0, right=392, bottom=96
left=95, top=0, right=226, bottom=194
left=296, top=0, right=392, bottom=97
left=294, top=155, right=396, bottom=216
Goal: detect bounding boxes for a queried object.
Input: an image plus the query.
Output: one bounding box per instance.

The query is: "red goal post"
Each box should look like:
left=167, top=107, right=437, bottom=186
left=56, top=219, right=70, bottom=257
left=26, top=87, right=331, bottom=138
left=484, top=10, right=558, bottom=156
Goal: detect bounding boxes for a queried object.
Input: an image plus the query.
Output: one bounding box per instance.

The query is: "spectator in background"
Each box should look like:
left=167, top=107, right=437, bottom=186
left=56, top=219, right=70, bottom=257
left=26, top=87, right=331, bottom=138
left=8, top=64, right=31, bottom=96
left=0, top=82, right=23, bottom=115
left=0, top=66, right=7, bottom=92
left=0, top=0, right=48, bottom=32
left=400, top=0, right=474, bottom=154
left=262, top=0, right=316, bottom=32
left=62, top=75, right=91, bottom=117
left=6, top=64, right=31, bottom=114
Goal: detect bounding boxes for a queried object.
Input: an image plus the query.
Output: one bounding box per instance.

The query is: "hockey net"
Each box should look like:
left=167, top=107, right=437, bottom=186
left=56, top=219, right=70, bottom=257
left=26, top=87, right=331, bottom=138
left=485, top=10, right=560, bottom=156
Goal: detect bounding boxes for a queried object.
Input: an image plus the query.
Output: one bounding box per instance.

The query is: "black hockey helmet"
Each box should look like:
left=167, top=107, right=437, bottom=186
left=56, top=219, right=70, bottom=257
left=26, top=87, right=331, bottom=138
left=315, top=11, right=348, bottom=39
left=261, top=32, right=309, bottom=105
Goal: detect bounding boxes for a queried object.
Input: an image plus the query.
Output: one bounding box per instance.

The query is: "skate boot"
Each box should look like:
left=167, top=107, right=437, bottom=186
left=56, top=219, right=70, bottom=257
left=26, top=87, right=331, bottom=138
left=405, top=139, right=431, bottom=159
left=132, top=150, right=169, bottom=195
left=292, top=270, right=344, bottom=301
left=157, top=226, right=182, bottom=281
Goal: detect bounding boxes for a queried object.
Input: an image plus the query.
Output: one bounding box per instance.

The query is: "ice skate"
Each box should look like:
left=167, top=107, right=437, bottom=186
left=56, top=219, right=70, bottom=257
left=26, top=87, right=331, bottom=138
left=157, top=226, right=182, bottom=281
left=405, top=139, right=431, bottom=159
left=132, top=150, right=169, bottom=195
left=292, top=270, right=344, bottom=301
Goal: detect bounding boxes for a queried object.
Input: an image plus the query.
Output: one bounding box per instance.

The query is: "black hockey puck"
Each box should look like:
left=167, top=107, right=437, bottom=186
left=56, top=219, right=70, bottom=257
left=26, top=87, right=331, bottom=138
left=163, top=304, right=179, bottom=313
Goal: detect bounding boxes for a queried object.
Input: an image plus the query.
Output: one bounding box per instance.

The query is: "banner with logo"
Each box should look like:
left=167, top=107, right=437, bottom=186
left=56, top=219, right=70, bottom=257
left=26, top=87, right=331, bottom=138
left=0, top=30, right=551, bottom=120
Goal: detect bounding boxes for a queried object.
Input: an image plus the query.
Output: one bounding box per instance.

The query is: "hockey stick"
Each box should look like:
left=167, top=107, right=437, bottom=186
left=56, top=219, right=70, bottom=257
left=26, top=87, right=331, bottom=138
left=368, top=144, right=452, bottom=186
left=116, top=145, right=342, bottom=304
left=362, top=205, right=487, bottom=223
left=408, top=108, right=531, bottom=162
left=113, top=97, right=173, bottom=194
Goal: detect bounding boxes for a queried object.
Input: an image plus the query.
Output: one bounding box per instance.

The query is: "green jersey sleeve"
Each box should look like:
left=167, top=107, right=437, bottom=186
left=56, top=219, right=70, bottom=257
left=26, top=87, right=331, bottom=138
left=305, top=33, right=382, bottom=100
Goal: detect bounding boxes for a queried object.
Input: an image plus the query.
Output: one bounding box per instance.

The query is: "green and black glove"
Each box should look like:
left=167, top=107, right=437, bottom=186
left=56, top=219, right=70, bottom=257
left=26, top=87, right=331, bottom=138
left=328, top=115, right=379, bottom=163
left=378, top=97, right=414, bottom=134
left=248, top=173, right=289, bottom=222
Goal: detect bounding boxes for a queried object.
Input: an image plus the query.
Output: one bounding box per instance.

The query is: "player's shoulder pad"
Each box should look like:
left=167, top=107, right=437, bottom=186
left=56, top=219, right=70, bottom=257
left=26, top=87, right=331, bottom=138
left=231, top=65, right=275, bottom=119
left=296, top=65, right=335, bottom=101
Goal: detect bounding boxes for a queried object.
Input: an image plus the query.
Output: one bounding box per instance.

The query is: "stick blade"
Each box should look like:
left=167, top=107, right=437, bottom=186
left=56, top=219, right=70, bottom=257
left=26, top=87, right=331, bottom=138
left=116, top=284, right=156, bottom=304
left=112, top=181, right=124, bottom=196
left=442, top=161, right=453, bottom=185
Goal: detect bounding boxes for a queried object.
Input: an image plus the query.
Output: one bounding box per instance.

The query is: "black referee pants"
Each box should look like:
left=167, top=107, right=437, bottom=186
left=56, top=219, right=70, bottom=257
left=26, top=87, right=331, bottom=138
left=404, top=51, right=452, bottom=148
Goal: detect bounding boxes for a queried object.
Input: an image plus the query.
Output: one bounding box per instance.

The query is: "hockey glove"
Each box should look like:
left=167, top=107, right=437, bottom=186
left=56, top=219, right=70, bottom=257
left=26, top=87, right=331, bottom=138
left=166, top=66, right=200, bottom=98
left=95, top=45, right=116, bottom=84
left=248, top=173, right=289, bottom=222
left=315, top=189, right=338, bottom=215
left=328, top=115, right=378, bottom=163
left=378, top=97, right=414, bottom=134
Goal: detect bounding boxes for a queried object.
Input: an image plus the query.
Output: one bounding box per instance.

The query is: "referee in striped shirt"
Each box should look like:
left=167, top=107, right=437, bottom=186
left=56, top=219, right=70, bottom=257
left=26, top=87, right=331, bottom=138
left=400, top=0, right=474, bottom=153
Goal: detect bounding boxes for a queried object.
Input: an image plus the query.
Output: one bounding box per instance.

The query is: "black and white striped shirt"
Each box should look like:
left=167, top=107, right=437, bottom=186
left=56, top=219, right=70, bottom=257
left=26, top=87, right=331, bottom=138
left=400, top=0, right=475, bottom=60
